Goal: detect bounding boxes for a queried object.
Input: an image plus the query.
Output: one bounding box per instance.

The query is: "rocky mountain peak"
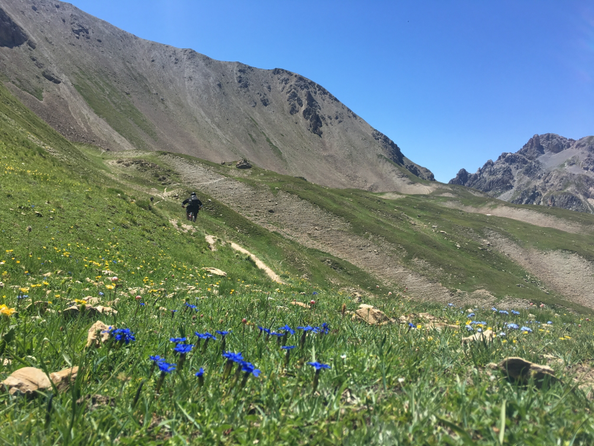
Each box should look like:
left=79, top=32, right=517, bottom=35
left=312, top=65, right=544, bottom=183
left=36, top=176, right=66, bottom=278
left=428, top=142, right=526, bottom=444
left=0, top=0, right=434, bottom=193
left=449, top=134, right=594, bottom=213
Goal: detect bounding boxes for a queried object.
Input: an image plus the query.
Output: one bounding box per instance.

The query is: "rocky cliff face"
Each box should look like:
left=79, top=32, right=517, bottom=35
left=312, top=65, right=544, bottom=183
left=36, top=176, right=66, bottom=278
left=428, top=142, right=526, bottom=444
left=450, top=134, right=594, bottom=213
left=0, top=0, right=434, bottom=192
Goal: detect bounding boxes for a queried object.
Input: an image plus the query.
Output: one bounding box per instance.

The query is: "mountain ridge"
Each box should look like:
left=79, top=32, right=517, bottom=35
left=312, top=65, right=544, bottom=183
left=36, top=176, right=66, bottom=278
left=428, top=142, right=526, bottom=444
left=450, top=133, right=594, bottom=213
left=0, top=0, right=434, bottom=192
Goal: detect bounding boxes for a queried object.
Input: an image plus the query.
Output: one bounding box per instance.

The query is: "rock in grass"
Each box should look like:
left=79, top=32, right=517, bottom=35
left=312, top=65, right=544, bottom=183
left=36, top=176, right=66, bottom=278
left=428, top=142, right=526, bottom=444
left=462, top=329, right=494, bottom=344
left=201, top=267, right=227, bottom=277
left=86, top=321, right=111, bottom=348
left=495, top=357, right=556, bottom=387
left=353, top=304, right=395, bottom=326
left=61, top=304, right=117, bottom=318
left=1, top=366, right=78, bottom=395
left=290, top=301, right=311, bottom=309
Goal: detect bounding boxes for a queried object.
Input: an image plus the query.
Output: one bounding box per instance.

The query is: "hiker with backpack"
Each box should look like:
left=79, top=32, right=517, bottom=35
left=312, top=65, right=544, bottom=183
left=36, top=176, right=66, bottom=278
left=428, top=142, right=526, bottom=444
left=182, top=192, right=203, bottom=222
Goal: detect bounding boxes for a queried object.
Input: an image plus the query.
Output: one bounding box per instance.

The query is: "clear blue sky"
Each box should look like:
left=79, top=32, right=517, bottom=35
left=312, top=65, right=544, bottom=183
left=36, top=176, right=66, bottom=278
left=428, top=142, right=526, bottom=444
left=66, top=0, right=594, bottom=183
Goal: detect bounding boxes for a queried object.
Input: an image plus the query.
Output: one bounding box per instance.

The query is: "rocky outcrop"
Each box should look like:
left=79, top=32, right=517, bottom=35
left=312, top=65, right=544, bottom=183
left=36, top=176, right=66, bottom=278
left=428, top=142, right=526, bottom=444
left=0, top=0, right=434, bottom=193
left=450, top=134, right=594, bottom=213
left=0, top=7, right=28, bottom=48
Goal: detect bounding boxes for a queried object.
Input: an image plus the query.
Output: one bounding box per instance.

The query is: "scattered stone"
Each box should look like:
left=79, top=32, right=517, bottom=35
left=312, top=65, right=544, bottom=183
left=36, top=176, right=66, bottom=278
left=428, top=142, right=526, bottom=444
left=495, top=357, right=556, bottom=387
left=1, top=366, right=78, bottom=395
left=352, top=304, right=395, bottom=326
left=201, top=267, right=227, bottom=277
left=204, top=235, right=218, bottom=251
left=86, top=321, right=111, bottom=348
left=50, top=367, right=79, bottom=392
left=61, top=304, right=117, bottom=318
left=236, top=159, right=252, bottom=169
left=462, top=329, right=494, bottom=344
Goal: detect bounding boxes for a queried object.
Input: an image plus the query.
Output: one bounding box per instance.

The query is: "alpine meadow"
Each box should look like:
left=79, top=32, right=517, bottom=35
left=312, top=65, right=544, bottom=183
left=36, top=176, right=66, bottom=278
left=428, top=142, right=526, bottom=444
left=1, top=0, right=594, bottom=445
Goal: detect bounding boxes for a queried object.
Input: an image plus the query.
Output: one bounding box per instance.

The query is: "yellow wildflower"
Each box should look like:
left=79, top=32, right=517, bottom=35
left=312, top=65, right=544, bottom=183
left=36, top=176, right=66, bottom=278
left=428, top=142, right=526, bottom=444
left=0, top=304, right=16, bottom=317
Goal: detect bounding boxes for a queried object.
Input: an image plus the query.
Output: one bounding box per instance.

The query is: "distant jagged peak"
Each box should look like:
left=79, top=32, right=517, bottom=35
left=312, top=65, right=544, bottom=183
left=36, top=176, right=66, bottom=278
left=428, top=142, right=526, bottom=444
left=518, top=133, right=575, bottom=160
left=449, top=133, right=594, bottom=214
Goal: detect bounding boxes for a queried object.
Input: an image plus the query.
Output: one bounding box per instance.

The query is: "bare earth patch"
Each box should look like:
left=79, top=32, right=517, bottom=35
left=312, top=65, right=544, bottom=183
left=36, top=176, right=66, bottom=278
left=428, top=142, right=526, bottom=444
left=440, top=202, right=587, bottom=234
left=487, top=232, right=594, bottom=309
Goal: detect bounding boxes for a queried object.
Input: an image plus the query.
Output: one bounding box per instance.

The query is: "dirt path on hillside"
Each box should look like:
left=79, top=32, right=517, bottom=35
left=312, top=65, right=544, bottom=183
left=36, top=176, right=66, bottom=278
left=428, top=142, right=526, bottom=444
left=440, top=201, right=587, bottom=235
left=162, top=155, right=462, bottom=303
left=487, top=232, right=594, bottom=309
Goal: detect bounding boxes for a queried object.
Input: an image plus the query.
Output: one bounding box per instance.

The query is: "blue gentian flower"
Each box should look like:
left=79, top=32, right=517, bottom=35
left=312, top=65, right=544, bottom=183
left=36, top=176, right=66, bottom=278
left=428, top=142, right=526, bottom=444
left=222, top=351, right=244, bottom=363
left=491, top=307, right=497, bottom=311
left=240, top=361, right=261, bottom=377
left=507, top=323, right=519, bottom=330
left=468, top=313, right=475, bottom=318
left=195, top=332, right=217, bottom=340
left=149, top=355, right=163, bottom=363
left=408, top=322, right=416, bottom=329
left=108, top=327, right=136, bottom=344
left=520, top=326, right=533, bottom=333
left=307, top=361, right=331, bottom=370
left=174, top=343, right=194, bottom=355
left=99, top=292, right=104, bottom=296
left=170, top=337, right=187, bottom=343
left=278, top=325, right=295, bottom=335
left=281, top=345, right=296, bottom=350
left=216, top=330, right=231, bottom=337
left=258, top=326, right=271, bottom=334
left=448, top=303, right=454, bottom=307
left=511, top=310, right=520, bottom=315
left=157, top=362, right=176, bottom=373
left=547, top=321, right=553, bottom=324
left=195, top=367, right=205, bottom=378
left=297, top=326, right=314, bottom=332
left=499, top=332, right=506, bottom=337
left=499, top=310, right=509, bottom=315
left=465, top=325, right=473, bottom=331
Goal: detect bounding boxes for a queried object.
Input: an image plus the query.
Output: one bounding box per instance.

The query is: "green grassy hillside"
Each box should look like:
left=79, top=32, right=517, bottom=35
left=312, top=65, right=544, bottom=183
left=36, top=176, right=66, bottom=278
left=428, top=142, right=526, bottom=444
left=1, top=83, right=594, bottom=444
